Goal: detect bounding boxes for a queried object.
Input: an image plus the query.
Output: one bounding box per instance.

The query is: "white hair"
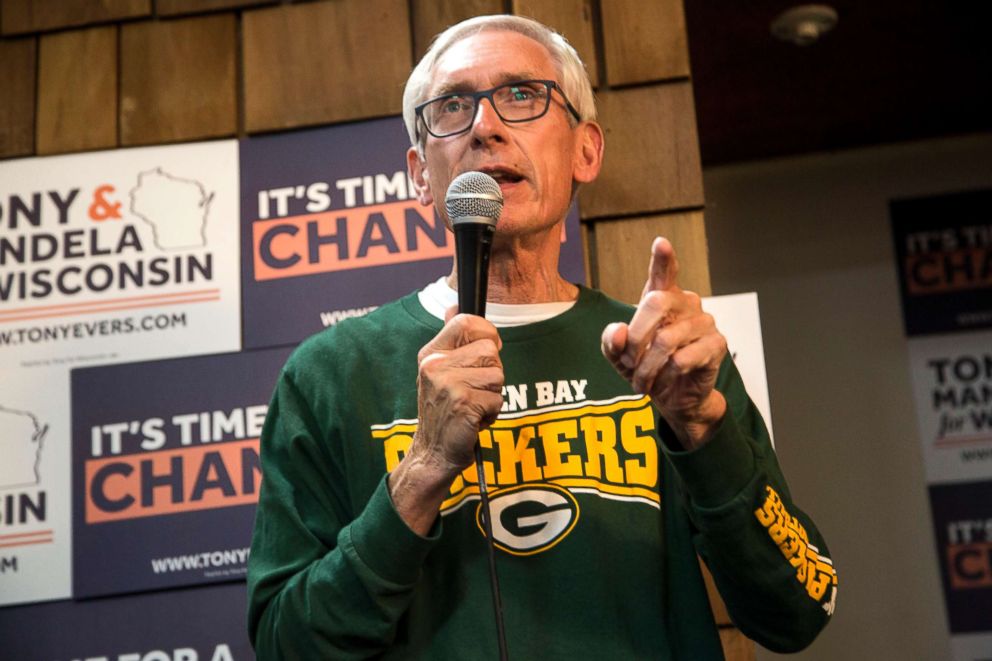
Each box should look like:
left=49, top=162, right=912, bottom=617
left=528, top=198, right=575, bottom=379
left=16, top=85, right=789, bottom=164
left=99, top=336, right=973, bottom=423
left=402, top=14, right=597, bottom=150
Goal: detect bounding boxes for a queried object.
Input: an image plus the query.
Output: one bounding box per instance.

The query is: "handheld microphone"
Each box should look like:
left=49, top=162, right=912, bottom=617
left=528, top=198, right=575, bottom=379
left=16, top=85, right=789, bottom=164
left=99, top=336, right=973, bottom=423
left=445, top=171, right=503, bottom=317
left=444, top=170, right=509, bottom=661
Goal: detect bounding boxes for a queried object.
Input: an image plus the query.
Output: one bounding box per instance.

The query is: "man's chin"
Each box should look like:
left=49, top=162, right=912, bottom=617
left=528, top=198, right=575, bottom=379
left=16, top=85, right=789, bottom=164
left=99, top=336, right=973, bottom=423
left=492, top=212, right=563, bottom=240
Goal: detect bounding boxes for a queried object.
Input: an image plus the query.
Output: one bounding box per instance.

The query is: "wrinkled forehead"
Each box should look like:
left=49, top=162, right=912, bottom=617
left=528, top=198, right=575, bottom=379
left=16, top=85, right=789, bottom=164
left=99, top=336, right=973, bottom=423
left=427, top=29, right=559, bottom=97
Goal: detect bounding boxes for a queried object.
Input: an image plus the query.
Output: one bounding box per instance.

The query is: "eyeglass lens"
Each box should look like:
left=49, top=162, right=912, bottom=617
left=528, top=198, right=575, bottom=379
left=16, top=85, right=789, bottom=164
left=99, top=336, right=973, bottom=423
left=424, top=81, right=552, bottom=136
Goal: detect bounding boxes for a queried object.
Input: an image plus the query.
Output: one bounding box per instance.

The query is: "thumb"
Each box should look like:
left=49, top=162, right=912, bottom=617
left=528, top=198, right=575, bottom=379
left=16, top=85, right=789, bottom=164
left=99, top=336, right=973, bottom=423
left=601, top=322, right=628, bottom=364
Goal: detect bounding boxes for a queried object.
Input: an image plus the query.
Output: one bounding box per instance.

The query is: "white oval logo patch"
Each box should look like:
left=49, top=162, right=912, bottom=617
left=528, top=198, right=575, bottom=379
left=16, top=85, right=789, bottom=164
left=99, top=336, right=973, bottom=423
left=476, top=484, right=579, bottom=556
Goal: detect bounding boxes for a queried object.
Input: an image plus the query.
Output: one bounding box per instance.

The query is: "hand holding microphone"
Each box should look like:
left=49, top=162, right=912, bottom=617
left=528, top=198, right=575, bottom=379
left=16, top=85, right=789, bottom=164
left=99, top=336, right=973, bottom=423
left=404, top=171, right=507, bottom=483
left=393, top=171, right=506, bottom=537
left=447, top=171, right=510, bottom=659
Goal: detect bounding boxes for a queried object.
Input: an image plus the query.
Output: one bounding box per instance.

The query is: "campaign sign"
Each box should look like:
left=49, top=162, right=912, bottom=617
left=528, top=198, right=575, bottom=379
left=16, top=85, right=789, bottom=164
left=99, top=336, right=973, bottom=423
left=0, top=140, right=242, bottom=607
left=239, top=116, right=585, bottom=349
left=928, top=479, right=992, bottom=634
left=890, top=189, right=992, bottom=336
left=0, top=582, right=253, bottom=660
left=0, top=140, right=242, bottom=368
left=71, top=347, right=290, bottom=598
left=907, top=330, right=992, bottom=484
left=0, top=367, right=73, bottom=606
left=951, top=632, right=992, bottom=661
left=701, top=292, right=775, bottom=443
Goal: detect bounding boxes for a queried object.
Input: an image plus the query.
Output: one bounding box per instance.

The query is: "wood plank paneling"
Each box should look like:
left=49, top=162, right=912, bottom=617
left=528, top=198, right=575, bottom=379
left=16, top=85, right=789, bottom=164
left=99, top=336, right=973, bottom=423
left=720, top=627, right=756, bottom=661
left=512, top=0, right=599, bottom=87
left=243, top=0, right=411, bottom=133
left=600, top=0, right=689, bottom=86
left=37, top=26, right=117, bottom=155
left=0, top=36, right=35, bottom=158
left=120, top=14, right=236, bottom=146
left=581, top=82, right=703, bottom=218
left=591, top=211, right=710, bottom=303
left=580, top=221, right=594, bottom=287
left=0, top=0, right=149, bottom=35
left=411, top=0, right=503, bottom=59
left=700, top=557, right=732, bottom=626
left=157, top=0, right=272, bottom=17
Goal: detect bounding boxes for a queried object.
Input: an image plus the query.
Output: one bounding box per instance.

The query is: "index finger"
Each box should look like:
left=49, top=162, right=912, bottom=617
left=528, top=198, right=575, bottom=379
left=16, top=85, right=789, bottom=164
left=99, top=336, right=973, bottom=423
left=644, top=236, right=680, bottom=294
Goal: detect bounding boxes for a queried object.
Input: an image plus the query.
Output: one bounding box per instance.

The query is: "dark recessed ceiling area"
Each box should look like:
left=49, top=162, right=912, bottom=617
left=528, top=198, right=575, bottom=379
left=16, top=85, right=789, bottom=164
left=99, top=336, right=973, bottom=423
left=684, top=1, right=992, bottom=165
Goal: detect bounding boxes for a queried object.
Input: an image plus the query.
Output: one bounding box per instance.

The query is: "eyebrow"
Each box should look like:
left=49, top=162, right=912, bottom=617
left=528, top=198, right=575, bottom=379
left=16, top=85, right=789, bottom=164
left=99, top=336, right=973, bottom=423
left=429, top=71, right=545, bottom=98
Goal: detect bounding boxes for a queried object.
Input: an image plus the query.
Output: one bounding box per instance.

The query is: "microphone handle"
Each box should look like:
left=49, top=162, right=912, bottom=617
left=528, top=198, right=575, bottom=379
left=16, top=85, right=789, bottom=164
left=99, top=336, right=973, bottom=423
left=454, top=221, right=495, bottom=317
left=453, top=218, right=508, bottom=661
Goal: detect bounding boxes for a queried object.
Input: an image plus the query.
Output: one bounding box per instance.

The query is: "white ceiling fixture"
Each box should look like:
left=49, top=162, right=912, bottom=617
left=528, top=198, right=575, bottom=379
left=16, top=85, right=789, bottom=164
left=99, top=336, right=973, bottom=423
left=771, top=4, right=839, bottom=46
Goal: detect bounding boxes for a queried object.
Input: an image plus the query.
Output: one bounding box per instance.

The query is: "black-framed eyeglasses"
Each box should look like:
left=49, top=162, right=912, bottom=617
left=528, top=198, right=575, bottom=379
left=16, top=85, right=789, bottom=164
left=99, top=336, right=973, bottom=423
left=414, top=79, right=582, bottom=139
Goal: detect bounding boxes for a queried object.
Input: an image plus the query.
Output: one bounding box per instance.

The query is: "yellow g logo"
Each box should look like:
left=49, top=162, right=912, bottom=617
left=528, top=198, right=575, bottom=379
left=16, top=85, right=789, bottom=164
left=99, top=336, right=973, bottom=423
left=476, top=484, right=580, bottom=556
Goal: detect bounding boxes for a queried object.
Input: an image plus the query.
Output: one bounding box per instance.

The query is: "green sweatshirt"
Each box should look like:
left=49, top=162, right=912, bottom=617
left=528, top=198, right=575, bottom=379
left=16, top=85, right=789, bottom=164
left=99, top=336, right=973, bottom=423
left=247, top=286, right=836, bottom=660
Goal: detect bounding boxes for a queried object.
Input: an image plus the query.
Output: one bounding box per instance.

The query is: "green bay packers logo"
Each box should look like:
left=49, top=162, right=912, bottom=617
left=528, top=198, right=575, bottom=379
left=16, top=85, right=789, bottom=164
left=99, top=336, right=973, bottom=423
left=476, top=483, right=579, bottom=556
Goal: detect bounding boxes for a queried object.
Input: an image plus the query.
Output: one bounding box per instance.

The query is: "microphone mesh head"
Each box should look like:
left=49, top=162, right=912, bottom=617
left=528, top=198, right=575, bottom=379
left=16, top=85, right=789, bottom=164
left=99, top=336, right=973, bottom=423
left=445, top=171, right=503, bottom=225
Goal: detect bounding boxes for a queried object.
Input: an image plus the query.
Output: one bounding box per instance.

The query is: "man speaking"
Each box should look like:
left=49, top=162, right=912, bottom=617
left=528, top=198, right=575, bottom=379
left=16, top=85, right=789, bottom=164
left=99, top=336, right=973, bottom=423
left=247, top=15, right=836, bottom=659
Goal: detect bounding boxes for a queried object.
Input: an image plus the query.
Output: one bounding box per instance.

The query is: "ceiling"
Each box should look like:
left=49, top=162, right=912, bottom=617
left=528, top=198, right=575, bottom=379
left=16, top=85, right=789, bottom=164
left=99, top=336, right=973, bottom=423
left=683, top=1, right=992, bottom=165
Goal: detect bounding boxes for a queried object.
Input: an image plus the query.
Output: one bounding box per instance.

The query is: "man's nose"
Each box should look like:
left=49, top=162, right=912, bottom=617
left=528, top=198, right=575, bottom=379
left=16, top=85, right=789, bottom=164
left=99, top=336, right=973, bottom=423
left=470, top=97, right=507, bottom=142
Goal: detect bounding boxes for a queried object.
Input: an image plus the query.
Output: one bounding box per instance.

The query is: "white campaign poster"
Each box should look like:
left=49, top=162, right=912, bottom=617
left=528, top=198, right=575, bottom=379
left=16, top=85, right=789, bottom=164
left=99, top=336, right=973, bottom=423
left=0, top=140, right=241, bottom=605
left=952, top=632, right=992, bottom=661
left=702, top=292, right=775, bottom=442
left=907, top=329, right=992, bottom=484
left=0, top=139, right=241, bottom=367
left=0, top=368, right=72, bottom=604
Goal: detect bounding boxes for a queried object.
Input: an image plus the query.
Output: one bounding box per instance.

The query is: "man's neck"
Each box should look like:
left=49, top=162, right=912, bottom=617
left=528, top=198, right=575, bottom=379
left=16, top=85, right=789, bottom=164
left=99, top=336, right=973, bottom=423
left=445, top=225, right=579, bottom=304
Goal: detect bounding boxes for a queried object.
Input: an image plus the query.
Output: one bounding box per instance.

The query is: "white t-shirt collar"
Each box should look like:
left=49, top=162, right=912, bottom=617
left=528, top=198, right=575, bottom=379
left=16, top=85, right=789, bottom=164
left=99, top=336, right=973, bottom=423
left=417, top=276, right=576, bottom=328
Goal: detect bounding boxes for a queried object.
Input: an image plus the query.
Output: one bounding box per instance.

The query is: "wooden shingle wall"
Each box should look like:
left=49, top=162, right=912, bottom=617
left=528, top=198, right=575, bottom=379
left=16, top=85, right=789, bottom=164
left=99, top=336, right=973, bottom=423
left=36, top=25, right=118, bottom=154
left=0, top=0, right=744, bottom=657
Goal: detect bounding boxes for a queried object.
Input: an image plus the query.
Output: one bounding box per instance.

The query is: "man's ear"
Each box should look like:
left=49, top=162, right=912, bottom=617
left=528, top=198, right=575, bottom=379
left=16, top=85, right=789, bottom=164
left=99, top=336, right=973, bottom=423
left=407, top=146, right=434, bottom=206
left=573, top=121, right=604, bottom=184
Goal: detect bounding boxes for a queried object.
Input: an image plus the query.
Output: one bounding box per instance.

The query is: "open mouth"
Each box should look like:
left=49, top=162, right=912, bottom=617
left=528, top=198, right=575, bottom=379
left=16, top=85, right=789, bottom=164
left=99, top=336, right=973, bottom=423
left=481, top=168, right=525, bottom=185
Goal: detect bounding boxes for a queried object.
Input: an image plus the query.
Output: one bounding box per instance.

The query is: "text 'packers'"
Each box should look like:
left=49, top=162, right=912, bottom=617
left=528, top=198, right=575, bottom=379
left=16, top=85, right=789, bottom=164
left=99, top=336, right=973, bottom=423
left=373, top=395, right=660, bottom=513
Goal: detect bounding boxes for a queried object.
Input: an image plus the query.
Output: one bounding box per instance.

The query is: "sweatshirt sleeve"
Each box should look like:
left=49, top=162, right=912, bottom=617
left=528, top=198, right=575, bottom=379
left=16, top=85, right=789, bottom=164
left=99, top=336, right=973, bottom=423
left=660, top=356, right=837, bottom=653
left=246, top=368, right=439, bottom=660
